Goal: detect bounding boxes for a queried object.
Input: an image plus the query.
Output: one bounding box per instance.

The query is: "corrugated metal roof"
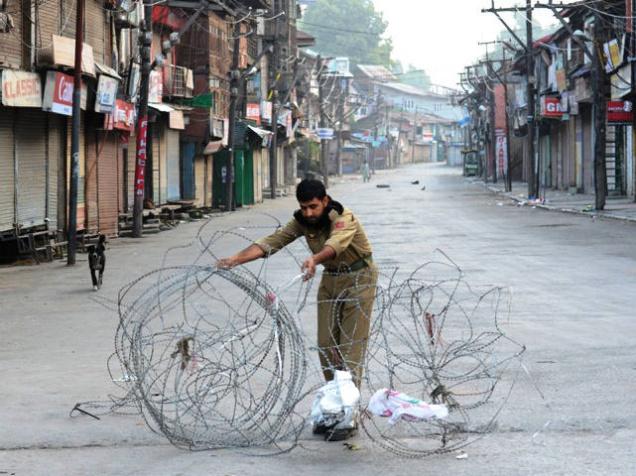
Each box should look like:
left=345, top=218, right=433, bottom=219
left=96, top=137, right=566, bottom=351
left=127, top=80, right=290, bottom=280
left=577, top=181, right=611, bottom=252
left=380, top=82, right=446, bottom=98
left=356, top=64, right=397, bottom=81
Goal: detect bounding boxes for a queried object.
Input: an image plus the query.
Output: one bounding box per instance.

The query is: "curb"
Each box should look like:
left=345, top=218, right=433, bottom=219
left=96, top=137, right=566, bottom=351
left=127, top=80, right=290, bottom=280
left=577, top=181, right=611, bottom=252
left=480, top=183, right=636, bottom=225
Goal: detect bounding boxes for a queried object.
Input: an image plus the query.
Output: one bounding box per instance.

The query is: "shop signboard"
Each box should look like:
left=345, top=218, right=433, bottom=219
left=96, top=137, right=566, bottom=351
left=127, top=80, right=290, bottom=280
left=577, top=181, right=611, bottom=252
left=607, top=100, right=633, bottom=124
left=148, top=70, right=163, bottom=103
left=540, top=96, right=564, bottom=119
left=260, top=100, right=272, bottom=123
left=246, top=102, right=260, bottom=124
left=1, top=70, right=42, bottom=107
left=94, top=74, right=118, bottom=113
left=42, top=71, right=87, bottom=116
left=113, top=99, right=135, bottom=131
left=316, top=128, right=334, bottom=140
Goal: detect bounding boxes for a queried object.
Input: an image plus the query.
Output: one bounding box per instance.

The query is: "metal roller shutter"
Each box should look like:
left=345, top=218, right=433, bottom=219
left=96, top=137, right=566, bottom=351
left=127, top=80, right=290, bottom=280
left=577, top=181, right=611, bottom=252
left=97, top=130, right=119, bottom=236
left=166, top=129, right=180, bottom=201
left=47, top=114, right=64, bottom=232
left=0, top=107, right=15, bottom=232
left=195, top=155, right=204, bottom=207
left=151, top=122, right=161, bottom=204
left=85, top=117, right=99, bottom=233
left=15, top=110, right=47, bottom=229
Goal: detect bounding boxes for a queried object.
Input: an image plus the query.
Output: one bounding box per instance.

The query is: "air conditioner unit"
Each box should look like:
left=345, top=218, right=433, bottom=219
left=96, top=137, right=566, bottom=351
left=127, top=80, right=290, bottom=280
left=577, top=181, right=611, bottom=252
left=165, top=65, right=193, bottom=98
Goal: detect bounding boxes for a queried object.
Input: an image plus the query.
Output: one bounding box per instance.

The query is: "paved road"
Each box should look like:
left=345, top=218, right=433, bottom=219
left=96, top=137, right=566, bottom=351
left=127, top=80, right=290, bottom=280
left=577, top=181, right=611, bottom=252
left=1, top=163, right=635, bottom=475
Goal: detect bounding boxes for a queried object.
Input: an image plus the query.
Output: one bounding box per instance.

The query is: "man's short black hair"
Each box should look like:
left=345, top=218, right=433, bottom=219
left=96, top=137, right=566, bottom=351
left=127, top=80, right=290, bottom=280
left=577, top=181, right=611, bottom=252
left=296, top=179, right=326, bottom=202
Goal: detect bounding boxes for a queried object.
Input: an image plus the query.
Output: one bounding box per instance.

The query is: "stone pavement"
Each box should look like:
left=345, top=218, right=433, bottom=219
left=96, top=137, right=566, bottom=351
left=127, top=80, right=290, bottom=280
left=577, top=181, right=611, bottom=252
left=480, top=179, right=636, bottom=223
left=2, top=163, right=636, bottom=475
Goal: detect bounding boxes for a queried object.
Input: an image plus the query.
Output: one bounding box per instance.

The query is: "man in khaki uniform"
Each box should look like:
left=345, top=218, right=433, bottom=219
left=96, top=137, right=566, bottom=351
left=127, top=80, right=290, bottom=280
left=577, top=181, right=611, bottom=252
left=218, top=179, right=378, bottom=441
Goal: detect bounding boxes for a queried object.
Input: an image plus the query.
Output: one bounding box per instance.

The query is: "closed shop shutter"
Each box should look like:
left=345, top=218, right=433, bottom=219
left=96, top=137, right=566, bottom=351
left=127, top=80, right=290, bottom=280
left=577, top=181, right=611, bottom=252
left=15, top=110, right=47, bottom=228
left=126, top=139, right=135, bottom=212
left=166, top=129, right=180, bottom=201
left=0, top=108, right=15, bottom=232
left=97, top=131, right=119, bottom=236
left=195, top=155, right=204, bottom=207
left=117, top=139, right=130, bottom=214
left=180, top=141, right=196, bottom=200
left=151, top=122, right=162, bottom=204
left=85, top=116, right=99, bottom=232
left=47, top=114, right=65, bottom=232
left=206, top=155, right=213, bottom=207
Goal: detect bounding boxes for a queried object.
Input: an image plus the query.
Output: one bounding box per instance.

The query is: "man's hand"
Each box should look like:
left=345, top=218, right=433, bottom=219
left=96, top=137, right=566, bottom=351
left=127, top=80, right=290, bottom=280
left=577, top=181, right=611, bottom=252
left=217, top=256, right=239, bottom=270
left=302, top=256, right=317, bottom=281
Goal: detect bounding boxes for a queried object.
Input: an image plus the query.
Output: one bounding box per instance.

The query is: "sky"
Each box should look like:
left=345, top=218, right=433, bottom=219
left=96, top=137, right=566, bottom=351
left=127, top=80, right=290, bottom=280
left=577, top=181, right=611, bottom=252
left=373, top=0, right=558, bottom=89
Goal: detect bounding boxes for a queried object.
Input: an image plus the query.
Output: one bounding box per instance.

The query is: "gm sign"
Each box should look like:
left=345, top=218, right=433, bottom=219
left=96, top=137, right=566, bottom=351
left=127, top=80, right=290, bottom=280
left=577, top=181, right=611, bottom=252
left=541, top=96, right=564, bottom=118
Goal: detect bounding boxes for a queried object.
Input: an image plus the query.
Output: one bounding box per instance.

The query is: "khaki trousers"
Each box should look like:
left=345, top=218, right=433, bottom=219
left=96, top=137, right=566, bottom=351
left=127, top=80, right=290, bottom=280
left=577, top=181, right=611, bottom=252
left=316, top=264, right=378, bottom=388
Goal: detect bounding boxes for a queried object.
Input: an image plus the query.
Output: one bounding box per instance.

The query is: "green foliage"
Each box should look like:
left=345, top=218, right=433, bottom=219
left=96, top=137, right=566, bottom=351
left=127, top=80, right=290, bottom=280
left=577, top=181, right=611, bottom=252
left=300, top=0, right=393, bottom=67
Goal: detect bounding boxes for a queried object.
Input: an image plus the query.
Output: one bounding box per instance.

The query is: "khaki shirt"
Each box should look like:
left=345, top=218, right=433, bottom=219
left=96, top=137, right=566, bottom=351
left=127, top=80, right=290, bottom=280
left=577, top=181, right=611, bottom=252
left=255, top=207, right=373, bottom=269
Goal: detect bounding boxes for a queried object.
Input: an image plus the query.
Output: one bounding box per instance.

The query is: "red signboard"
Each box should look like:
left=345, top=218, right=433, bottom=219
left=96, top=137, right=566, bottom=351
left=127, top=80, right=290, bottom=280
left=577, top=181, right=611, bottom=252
left=42, top=71, right=87, bottom=116
left=540, top=96, right=564, bottom=118
left=134, top=115, right=149, bottom=197
left=114, top=99, right=135, bottom=132
left=246, top=102, right=260, bottom=124
left=607, top=100, right=633, bottom=124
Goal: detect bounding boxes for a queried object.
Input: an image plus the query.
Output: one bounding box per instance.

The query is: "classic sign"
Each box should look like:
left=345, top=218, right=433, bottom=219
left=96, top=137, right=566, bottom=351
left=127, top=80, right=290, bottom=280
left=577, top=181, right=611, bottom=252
left=1, top=70, right=42, bottom=107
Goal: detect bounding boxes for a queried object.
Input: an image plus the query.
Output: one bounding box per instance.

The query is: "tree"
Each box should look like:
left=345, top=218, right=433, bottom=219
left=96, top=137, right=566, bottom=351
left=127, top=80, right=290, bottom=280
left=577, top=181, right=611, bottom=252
left=300, top=0, right=393, bottom=67
left=400, top=64, right=431, bottom=92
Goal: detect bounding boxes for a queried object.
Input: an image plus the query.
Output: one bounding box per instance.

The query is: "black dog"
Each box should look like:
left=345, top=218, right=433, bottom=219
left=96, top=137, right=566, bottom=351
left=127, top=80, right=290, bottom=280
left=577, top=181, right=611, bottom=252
left=88, top=235, right=106, bottom=291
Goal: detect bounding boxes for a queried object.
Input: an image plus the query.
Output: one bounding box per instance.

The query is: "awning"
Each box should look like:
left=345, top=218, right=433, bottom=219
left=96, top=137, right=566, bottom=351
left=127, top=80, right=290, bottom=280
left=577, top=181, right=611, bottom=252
left=95, top=62, right=122, bottom=80
left=203, top=140, right=224, bottom=155
left=170, top=104, right=194, bottom=111
left=149, top=102, right=175, bottom=113
left=247, top=125, right=273, bottom=147
left=248, top=125, right=273, bottom=139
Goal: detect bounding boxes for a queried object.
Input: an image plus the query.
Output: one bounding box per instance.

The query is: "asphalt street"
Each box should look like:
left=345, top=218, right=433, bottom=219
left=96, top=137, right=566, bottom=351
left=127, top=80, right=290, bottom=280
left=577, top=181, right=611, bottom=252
left=1, top=163, right=635, bottom=475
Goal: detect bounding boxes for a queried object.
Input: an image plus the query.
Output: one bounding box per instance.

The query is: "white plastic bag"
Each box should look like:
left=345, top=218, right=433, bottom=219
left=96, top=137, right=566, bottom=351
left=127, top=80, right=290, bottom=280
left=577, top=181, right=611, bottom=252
left=310, top=370, right=360, bottom=430
left=368, top=388, right=448, bottom=425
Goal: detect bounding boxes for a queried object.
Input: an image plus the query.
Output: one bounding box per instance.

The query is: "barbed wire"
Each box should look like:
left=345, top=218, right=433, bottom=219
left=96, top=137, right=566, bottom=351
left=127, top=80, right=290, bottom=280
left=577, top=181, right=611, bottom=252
left=75, top=216, right=528, bottom=458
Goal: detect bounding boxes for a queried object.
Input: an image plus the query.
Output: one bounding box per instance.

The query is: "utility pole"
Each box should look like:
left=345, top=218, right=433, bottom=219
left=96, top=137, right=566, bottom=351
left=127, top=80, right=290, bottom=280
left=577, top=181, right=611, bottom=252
left=503, top=47, right=512, bottom=192
left=132, top=0, right=153, bottom=237
left=317, top=55, right=329, bottom=187
left=592, top=9, right=607, bottom=210
left=484, top=48, right=497, bottom=184
left=479, top=39, right=514, bottom=189
left=385, top=104, right=391, bottom=168
left=226, top=20, right=241, bottom=211
left=268, top=1, right=281, bottom=199
left=67, top=0, right=85, bottom=265
left=335, top=78, right=346, bottom=176
left=483, top=0, right=535, bottom=197
left=397, top=106, right=404, bottom=165
left=525, top=0, right=537, bottom=199
left=411, top=107, right=417, bottom=163
left=630, top=0, right=636, bottom=203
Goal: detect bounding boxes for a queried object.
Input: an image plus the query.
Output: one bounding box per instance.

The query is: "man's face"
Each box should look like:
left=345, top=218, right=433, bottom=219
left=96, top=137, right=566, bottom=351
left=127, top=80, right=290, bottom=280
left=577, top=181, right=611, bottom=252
left=299, top=196, right=329, bottom=224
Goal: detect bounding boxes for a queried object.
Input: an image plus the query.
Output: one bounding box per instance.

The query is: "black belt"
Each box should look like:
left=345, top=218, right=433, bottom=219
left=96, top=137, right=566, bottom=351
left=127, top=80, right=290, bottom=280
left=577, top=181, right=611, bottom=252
left=324, top=255, right=372, bottom=274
